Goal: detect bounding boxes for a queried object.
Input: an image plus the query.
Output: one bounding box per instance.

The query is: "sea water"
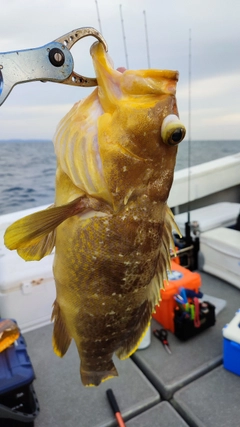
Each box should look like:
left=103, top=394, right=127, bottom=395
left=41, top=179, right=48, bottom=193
left=0, top=139, right=240, bottom=215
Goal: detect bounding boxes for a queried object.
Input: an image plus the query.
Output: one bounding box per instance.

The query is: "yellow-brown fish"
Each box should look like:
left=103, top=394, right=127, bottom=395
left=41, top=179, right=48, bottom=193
left=4, top=42, right=185, bottom=386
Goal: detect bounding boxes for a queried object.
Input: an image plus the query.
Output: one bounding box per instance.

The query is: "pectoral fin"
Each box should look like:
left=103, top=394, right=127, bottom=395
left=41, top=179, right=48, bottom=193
left=16, top=229, right=56, bottom=261
left=4, top=196, right=112, bottom=261
left=4, top=203, right=60, bottom=260
left=4, top=198, right=83, bottom=250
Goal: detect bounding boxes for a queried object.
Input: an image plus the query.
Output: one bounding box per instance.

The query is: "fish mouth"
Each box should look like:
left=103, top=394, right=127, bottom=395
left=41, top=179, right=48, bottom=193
left=90, top=42, right=179, bottom=109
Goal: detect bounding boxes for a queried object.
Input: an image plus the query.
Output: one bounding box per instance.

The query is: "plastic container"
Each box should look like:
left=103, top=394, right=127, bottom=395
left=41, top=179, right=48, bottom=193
left=152, top=261, right=201, bottom=332
left=0, top=329, right=40, bottom=425
left=175, top=202, right=240, bottom=236
left=137, top=325, right=151, bottom=349
left=0, top=384, right=39, bottom=426
left=0, top=334, right=35, bottom=394
left=223, top=309, right=240, bottom=376
left=0, top=207, right=56, bottom=332
left=174, top=301, right=215, bottom=341
left=201, top=227, right=240, bottom=289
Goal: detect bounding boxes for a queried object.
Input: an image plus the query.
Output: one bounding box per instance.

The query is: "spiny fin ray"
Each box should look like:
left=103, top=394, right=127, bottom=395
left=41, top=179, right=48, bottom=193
left=116, top=205, right=176, bottom=360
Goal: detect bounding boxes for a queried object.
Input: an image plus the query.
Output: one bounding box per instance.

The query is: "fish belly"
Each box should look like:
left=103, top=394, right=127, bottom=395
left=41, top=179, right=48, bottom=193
left=53, top=204, right=165, bottom=386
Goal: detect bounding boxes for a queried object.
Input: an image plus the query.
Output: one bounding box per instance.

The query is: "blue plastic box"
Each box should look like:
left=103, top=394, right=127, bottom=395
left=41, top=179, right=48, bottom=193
left=0, top=324, right=39, bottom=425
left=223, top=309, right=240, bottom=376
left=0, top=334, right=35, bottom=395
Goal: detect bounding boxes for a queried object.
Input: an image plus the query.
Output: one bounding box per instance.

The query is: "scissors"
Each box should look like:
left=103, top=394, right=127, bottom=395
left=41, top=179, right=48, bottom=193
left=153, top=328, right=172, bottom=355
left=0, top=27, right=108, bottom=106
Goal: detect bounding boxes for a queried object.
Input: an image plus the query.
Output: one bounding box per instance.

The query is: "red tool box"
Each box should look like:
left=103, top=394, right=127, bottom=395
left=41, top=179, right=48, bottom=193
left=152, top=261, right=202, bottom=333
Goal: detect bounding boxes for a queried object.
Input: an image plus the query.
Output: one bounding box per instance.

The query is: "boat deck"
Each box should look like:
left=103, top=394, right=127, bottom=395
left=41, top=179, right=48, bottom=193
left=22, top=271, right=240, bottom=427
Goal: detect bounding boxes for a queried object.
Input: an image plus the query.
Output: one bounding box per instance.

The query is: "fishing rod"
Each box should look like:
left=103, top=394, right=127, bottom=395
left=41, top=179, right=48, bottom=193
left=95, top=0, right=103, bottom=34
left=185, top=29, right=199, bottom=270
left=119, top=4, right=129, bottom=69
left=185, top=28, right=192, bottom=246
left=143, top=10, right=151, bottom=68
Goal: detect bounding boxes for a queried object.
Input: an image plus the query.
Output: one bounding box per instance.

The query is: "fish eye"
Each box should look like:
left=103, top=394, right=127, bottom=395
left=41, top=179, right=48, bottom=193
left=161, top=114, right=186, bottom=146
left=170, top=128, right=185, bottom=144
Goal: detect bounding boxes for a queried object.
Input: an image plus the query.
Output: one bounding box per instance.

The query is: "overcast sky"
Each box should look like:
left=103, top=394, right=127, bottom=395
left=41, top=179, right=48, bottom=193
left=0, top=0, right=239, bottom=141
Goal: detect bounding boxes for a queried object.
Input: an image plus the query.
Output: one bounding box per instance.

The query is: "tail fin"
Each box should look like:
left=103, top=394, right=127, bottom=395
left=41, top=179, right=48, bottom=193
left=80, top=361, right=118, bottom=387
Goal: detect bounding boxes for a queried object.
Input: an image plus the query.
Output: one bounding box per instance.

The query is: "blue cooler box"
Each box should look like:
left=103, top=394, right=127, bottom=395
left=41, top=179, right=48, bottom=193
left=0, top=326, right=39, bottom=426
left=223, top=309, right=240, bottom=376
